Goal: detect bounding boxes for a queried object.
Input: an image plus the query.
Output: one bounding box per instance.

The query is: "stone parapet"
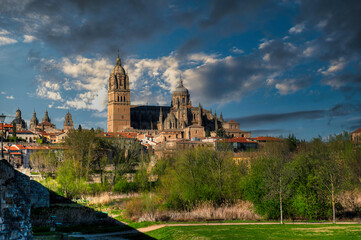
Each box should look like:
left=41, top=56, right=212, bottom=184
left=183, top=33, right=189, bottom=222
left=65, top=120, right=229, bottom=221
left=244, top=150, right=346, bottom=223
left=0, top=160, right=33, bottom=240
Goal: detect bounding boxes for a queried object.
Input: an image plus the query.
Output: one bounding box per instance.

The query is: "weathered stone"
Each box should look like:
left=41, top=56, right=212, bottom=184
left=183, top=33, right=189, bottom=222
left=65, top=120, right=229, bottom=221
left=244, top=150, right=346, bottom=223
left=0, top=160, right=33, bottom=240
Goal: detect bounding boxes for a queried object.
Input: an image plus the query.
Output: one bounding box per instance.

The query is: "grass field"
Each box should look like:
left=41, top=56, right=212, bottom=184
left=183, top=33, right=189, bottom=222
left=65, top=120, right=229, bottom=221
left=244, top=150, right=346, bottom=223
left=139, top=224, right=361, bottom=240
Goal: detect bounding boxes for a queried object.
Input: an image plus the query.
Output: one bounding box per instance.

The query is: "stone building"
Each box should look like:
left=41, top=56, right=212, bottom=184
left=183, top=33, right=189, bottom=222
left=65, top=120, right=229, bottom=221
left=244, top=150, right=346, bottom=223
left=351, top=127, right=361, bottom=142
left=63, top=111, right=74, bottom=132
left=107, top=51, right=131, bottom=132
left=29, top=109, right=39, bottom=131
left=34, top=109, right=58, bottom=133
left=11, top=108, right=27, bottom=130
left=107, top=52, right=250, bottom=139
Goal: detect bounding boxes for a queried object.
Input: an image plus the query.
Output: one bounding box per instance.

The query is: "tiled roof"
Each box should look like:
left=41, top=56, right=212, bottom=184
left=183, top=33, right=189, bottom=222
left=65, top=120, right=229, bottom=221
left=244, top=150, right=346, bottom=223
left=228, top=120, right=237, bottom=123
left=351, top=127, right=361, bottom=134
left=9, top=130, right=35, bottom=134
left=0, top=124, right=13, bottom=130
left=224, top=137, right=256, bottom=143
left=252, top=136, right=283, bottom=141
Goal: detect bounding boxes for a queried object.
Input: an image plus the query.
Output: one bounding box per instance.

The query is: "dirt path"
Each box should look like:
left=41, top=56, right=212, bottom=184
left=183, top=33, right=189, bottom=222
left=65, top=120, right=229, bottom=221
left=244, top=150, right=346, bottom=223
left=69, top=222, right=360, bottom=240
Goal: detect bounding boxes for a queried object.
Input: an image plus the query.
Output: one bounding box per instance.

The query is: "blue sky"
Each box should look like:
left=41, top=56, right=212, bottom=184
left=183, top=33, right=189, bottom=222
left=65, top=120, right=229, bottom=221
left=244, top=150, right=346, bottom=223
left=0, top=0, right=360, bottom=140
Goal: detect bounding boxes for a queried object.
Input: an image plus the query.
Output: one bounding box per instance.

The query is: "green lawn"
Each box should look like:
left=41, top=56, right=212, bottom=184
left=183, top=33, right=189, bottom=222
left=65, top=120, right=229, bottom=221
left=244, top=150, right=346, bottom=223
left=142, top=224, right=361, bottom=240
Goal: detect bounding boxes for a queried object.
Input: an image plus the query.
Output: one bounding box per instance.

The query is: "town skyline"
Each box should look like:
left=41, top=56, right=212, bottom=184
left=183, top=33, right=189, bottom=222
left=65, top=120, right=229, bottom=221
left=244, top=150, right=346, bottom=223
left=1, top=0, right=361, bottom=140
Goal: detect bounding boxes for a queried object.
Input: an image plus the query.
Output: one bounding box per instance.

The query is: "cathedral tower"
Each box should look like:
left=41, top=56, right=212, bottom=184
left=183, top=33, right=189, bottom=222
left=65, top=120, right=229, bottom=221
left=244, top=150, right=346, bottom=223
left=107, top=50, right=131, bottom=132
left=30, top=109, right=39, bottom=131
left=64, top=111, right=74, bottom=132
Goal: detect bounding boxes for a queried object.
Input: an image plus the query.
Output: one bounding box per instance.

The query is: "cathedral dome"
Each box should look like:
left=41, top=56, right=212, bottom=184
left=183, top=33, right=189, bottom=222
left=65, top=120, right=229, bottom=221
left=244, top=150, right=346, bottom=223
left=174, top=78, right=189, bottom=94
left=109, top=49, right=129, bottom=90
left=15, top=107, right=21, bottom=118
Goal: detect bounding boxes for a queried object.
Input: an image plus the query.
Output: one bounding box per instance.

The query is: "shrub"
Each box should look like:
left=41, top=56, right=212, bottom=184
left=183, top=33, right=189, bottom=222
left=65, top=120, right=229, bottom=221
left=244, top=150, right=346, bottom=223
left=113, top=177, right=137, bottom=193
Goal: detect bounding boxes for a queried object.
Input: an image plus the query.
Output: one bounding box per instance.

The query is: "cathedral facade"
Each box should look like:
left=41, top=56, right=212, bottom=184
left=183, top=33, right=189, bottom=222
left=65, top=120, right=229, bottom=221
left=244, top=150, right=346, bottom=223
left=107, top=53, right=250, bottom=139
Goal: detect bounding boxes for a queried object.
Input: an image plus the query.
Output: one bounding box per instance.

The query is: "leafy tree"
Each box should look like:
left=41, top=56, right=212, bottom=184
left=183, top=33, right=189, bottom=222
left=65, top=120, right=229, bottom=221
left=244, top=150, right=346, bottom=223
left=56, top=158, right=86, bottom=198
left=158, top=147, right=246, bottom=209
left=78, top=124, right=82, bottom=131
left=243, top=142, right=292, bottom=222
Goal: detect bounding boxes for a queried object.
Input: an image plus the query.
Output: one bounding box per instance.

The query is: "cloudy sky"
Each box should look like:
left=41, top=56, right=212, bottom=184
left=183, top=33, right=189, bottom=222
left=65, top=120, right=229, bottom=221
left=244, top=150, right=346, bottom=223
left=0, top=0, right=360, bottom=140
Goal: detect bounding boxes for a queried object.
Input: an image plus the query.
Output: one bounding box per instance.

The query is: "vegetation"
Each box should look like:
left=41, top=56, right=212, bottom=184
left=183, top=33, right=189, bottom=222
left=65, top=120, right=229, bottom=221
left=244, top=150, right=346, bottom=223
left=30, top=128, right=149, bottom=198
left=29, top=131, right=361, bottom=223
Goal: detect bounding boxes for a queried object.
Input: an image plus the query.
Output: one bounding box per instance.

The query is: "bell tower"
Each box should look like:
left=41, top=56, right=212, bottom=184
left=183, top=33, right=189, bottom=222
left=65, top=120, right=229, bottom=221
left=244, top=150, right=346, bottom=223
left=107, top=50, right=131, bottom=132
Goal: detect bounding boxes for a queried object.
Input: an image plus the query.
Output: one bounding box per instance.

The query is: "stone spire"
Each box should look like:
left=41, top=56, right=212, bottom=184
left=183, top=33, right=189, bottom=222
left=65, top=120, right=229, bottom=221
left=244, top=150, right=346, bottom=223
left=30, top=109, right=39, bottom=131
left=42, top=108, right=51, bottom=123
left=116, top=48, right=121, bottom=66
left=158, top=108, right=164, bottom=130
left=220, top=112, right=224, bottom=122
left=159, top=107, right=163, bottom=122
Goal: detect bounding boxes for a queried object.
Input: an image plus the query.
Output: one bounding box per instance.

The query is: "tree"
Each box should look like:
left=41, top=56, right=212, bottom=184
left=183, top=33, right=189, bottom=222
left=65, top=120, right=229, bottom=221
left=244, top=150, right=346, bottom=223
left=315, top=134, right=358, bottom=224
left=29, top=150, right=59, bottom=176
left=78, top=124, right=82, bottom=131
left=107, top=138, right=143, bottom=185
left=158, top=147, right=245, bottom=209
left=216, top=127, right=227, bottom=138
left=205, top=128, right=211, bottom=137
left=64, top=129, right=105, bottom=180
left=12, top=124, right=16, bottom=138
left=243, top=142, right=292, bottom=223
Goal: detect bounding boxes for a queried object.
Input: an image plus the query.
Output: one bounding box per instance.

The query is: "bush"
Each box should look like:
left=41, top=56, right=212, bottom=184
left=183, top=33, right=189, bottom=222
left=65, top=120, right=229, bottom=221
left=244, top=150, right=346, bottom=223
left=87, top=180, right=111, bottom=195
left=113, top=177, right=137, bottom=193
left=157, top=147, right=246, bottom=210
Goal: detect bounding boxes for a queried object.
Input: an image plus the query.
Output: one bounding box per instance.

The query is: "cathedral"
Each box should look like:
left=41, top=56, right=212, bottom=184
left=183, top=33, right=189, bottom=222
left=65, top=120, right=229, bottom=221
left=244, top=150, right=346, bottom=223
left=107, top=52, right=250, bottom=139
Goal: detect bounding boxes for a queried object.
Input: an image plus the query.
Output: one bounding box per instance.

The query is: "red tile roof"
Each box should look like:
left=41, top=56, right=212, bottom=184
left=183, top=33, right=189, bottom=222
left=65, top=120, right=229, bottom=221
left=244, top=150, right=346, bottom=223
left=228, top=120, right=237, bottom=123
left=352, top=127, right=361, bottom=134
left=252, top=136, right=283, bottom=141
left=224, top=137, right=256, bottom=143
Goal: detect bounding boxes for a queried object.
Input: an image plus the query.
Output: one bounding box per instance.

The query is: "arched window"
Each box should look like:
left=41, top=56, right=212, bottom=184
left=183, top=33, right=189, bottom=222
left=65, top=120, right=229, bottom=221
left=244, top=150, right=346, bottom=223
left=118, top=96, right=120, bottom=102
left=182, top=98, right=185, bottom=103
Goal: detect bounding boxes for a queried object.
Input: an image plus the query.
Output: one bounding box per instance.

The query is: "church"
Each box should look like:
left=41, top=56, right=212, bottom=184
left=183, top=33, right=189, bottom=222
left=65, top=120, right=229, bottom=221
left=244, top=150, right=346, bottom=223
left=107, top=52, right=250, bottom=140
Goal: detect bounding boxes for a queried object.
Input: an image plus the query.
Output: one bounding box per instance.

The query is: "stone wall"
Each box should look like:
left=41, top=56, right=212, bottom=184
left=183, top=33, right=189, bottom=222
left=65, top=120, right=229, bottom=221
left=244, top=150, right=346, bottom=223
left=0, top=160, right=32, bottom=240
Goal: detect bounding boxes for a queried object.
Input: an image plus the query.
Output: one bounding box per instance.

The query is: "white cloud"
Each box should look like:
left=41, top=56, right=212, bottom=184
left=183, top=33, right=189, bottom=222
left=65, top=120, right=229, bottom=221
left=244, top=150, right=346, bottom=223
left=0, top=29, right=10, bottom=35
left=23, top=35, right=37, bottom=43
left=230, top=46, right=244, bottom=54
left=289, top=23, right=305, bottom=34
left=303, top=46, right=316, bottom=57
left=263, top=53, right=270, bottom=62
left=92, top=111, right=107, bottom=118
left=275, top=79, right=302, bottom=95
left=36, top=79, right=62, bottom=101
left=60, top=56, right=113, bottom=111
left=259, top=39, right=273, bottom=49
left=321, top=58, right=346, bottom=75
left=6, top=95, right=14, bottom=99
left=0, top=36, right=17, bottom=46
left=0, top=91, right=5, bottom=94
